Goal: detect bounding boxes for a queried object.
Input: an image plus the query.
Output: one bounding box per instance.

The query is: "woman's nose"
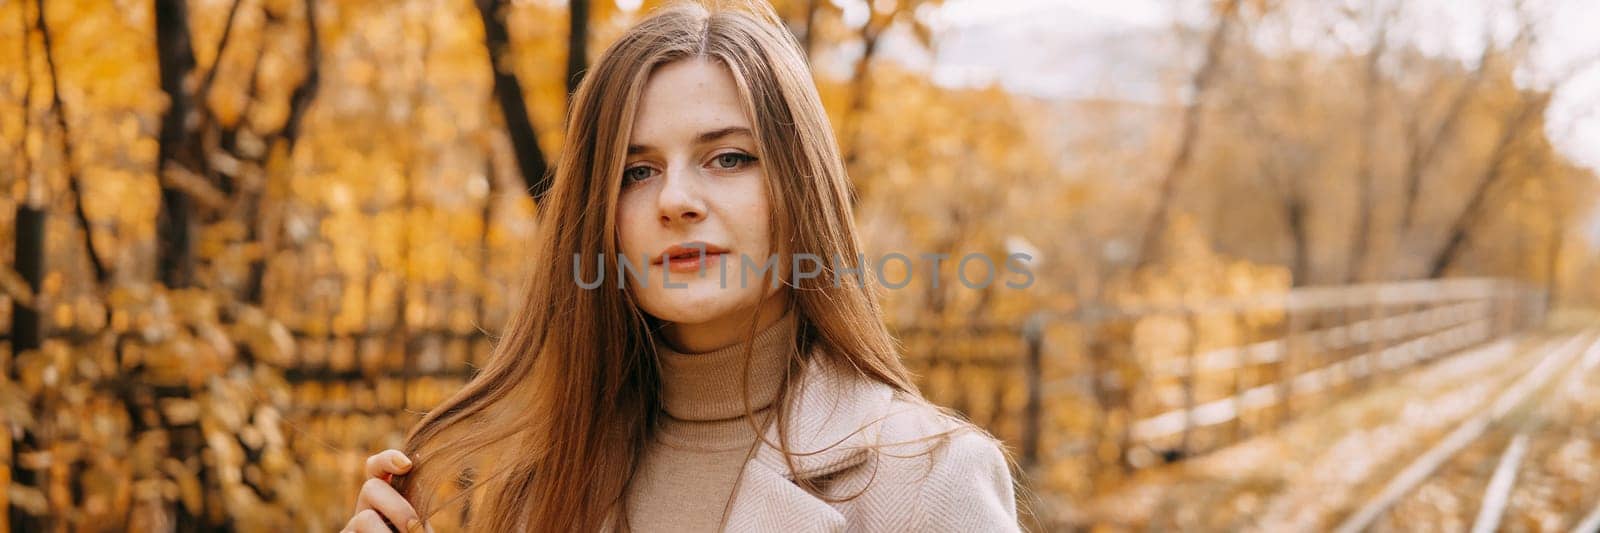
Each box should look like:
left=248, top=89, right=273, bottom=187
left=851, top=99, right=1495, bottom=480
left=656, top=166, right=706, bottom=224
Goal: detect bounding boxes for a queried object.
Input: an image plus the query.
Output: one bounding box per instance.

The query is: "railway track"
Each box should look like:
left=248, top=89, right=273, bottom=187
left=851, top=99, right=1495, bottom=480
left=1065, top=331, right=1567, bottom=530
left=1215, top=333, right=1572, bottom=532
left=1336, top=330, right=1600, bottom=533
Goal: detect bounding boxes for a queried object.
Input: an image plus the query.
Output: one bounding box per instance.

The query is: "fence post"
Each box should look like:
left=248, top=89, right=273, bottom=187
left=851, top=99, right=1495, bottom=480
left=1492, top=281, right=1512, bottom=340
left=1022, top=312, right=1045, bottom=471
left=1364, top=285, right=1384, bottom=391
left=1180, top=311, right=1199, bottom=456
left=1531, top=285, right=1548, bottom=330
left=1078, top=307, right=1115, bottom=483
left=1278, top=303, right=1298, bottom=428
left=1231, top=311, right=1249, bottom=442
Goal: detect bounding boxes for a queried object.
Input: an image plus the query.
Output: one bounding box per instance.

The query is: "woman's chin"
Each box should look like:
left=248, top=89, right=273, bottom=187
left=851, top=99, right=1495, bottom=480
left=636, top=284, right=762, bottom=325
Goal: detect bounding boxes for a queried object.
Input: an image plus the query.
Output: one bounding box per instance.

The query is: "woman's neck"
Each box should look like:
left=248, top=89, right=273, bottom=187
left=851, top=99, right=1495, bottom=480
left=660, top=292, right=791, bottom=353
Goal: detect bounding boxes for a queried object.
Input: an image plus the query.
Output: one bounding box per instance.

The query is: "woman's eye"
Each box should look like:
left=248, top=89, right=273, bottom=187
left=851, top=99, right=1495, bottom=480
left=712, top=152, right=756, bottom=170
left=622, top=166, right=655, bottom=185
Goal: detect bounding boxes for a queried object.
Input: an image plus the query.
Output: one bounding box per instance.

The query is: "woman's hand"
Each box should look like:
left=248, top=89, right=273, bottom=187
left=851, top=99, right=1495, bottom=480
left=343, top=449, right=430, bottom=533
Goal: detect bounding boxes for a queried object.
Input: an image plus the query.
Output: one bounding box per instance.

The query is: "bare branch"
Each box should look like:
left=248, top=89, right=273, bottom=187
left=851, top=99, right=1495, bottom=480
left=279, top=0, right=320, bottom=151
left=1134, top=0, right=1242, bottom=268
left=37, top=0, right=109, bottom=283
left=840, top=10, right=889, bottom=171
left=1398, top=5, right=1535, bottom=233
left=1425, top=92, right=1550, bottom=278
left=196, top=0, right=246, bottom=107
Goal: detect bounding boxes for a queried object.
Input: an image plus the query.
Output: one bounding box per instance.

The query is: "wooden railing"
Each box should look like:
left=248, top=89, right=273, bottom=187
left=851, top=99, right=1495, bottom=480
left=894, top=277, right=1546, bottom=491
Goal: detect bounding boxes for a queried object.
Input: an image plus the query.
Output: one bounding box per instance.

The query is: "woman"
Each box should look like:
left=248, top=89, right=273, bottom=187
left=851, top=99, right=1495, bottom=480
left=343, top=2, right=1018, bottom=531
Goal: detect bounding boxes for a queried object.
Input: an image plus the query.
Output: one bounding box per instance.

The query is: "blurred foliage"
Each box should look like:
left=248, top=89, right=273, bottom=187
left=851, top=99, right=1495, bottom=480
left=1, top=0, right=1597, bottom=530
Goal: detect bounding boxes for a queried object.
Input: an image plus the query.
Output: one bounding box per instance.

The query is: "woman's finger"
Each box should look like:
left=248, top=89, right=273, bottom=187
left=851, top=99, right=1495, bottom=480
left=406, top=518, right=437, bottom=533
left=341, top=509, right=394, bottom=533
left=365, top=449, right=413, bottom=479
left=354, top=477, right=421, bottom=531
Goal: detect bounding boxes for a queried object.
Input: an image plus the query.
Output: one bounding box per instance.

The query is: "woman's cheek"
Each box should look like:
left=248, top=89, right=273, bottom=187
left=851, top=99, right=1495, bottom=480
left=615, top=197, right=651, bottom=264
left=741, top=199, right=772, bottom=266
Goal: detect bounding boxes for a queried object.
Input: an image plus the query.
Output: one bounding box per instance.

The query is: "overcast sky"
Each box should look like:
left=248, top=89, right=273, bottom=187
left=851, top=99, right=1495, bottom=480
left=914, top=0, right=1600, bottom=173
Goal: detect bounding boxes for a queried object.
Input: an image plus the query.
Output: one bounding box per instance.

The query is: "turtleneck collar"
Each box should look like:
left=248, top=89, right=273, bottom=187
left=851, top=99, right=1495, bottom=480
left=656, top=310, right=798, bottom=422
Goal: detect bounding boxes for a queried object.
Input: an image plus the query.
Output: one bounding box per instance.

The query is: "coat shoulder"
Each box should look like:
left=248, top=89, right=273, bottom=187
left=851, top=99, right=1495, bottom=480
left=905, top=420, right=1018, bottom=532
left=875, top=393, right=984, bottom=444
left=832, top=392, right=1021, bottom=531
left=870, top=392, right=1007, bottom=460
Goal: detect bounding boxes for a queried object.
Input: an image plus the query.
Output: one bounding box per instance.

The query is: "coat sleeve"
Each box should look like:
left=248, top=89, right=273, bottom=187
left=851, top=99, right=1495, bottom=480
left=914, top=431, right=1021, bottom=532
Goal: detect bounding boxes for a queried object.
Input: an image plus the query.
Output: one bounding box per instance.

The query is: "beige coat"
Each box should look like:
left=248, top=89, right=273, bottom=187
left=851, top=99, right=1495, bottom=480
left=719, top=356, right=1021, bottom=532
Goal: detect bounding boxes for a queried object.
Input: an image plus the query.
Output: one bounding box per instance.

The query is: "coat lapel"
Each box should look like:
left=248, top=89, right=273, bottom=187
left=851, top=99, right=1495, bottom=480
left=725, top=353, right=897, bottom=531
left=723, top=461, right=848, bottom=532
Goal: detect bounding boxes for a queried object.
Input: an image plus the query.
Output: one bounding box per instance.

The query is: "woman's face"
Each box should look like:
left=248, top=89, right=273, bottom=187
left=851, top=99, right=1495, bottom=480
left=616, top=58, right=784, bottom=335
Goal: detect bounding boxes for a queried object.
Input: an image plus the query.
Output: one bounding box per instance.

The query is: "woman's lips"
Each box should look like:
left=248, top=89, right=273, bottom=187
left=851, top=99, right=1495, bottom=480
left=662, top=252, right=726, bottom=273
left=652, top=241, right=729, bottom=274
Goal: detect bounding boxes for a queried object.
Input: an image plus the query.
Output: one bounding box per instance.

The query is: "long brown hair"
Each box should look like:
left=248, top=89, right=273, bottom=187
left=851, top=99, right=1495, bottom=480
left=393, top=2, right=922, bottom=530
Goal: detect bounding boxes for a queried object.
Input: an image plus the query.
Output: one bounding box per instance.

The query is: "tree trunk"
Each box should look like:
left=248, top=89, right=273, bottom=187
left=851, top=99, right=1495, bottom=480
left=155, top=0, right=198, bottom=288
left=9, top=206, right=43, bottom=353
left=1286, top=190, right=1310, bottom=285
left=842, top=23, right=882, bottom=169
left=567, top=0, right=589, bottom=97
left=801, top=0, right=820, bottom=58
left=9, top=7, right=43, bottom=531
left=1544, top=211, right=1564, bottom=311
left=1345, top=15, right=1390, bottom=283
left=7, top=203, right=44, bottom=533
left=474, top=0, right=551, bottom=200
left=243, top=0, right=321, bottom=303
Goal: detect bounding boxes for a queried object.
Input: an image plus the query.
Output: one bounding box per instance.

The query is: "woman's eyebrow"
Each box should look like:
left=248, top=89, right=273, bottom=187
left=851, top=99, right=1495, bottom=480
left=627, top=126, right=752, bottom=155
left=694, top=126, right=751, bottom=144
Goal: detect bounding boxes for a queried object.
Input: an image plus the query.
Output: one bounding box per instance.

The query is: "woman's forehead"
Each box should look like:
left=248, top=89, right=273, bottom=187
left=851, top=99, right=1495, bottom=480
left=629, top=59, right=754, bottom=145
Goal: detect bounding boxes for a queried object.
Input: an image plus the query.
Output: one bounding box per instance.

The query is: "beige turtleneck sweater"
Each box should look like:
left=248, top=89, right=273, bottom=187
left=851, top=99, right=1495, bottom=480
left=623, top=311, right=798, bottom=531
left=619, top=309, right=1020, bottom=532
